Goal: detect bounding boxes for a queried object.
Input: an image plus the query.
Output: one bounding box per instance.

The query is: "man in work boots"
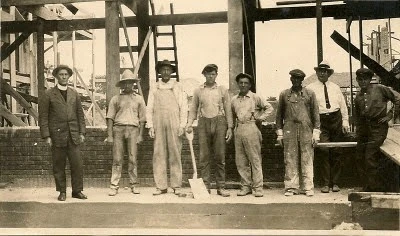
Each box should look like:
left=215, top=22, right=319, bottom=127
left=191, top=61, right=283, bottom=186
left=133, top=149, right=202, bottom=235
left=354, top=68, right=400, bottom=192
left=186, top=64, right=233, bottom=197
left=307, top=61, right=349, bottom=193
left=231, top=73, right=273, bottom=197
left=147, top=59, right=187, bottom=196
left=276, top=69, right=321, bottom=197
left=38, top=65, right=87, bottom=201
left=106, top=69, right=146, bottom=196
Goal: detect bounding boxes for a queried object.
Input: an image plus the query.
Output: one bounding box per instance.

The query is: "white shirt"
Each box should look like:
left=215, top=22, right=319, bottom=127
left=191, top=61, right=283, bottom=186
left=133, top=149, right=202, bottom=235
left=307, top=80, right=349, bottom=127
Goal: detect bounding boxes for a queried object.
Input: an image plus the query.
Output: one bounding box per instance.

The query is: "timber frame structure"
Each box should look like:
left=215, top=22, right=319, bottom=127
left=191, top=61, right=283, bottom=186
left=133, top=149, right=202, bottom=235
left=1, top=0, right=400, bottom=127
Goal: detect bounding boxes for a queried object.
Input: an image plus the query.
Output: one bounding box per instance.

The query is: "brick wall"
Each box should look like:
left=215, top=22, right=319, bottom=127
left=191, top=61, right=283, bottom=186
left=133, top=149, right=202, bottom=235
left=0, top=126, right=361, bottom=188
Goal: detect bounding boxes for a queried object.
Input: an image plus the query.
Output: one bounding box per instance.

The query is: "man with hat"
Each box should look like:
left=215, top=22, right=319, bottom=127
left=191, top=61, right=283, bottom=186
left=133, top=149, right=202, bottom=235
left=354, top=68, right=400, bottom=192
left=276, top=69, right=321, bottom=197
left=186, top=64, right=233, bottom=197
left=38, top=65, right=87, bottom=201
left=106, top=69, right=146, bottom=196
left=231, top=73, right=273, bottom=197
left=307, top=61, right=350, bottom=193
left=147, top=59, right=187, bottom=196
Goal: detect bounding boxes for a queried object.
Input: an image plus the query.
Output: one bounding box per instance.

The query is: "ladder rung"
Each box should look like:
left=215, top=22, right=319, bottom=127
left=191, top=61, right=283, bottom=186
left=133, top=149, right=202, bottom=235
left=157, top=32, right=174, bottom=36
left=157, top=47, right=175, bottom=51
left=120, top=46, right=139, bottom=53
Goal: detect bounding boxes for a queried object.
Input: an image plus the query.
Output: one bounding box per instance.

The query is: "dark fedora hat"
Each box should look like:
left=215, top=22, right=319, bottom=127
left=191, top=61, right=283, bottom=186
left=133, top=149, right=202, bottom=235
left=155, top=59, right=176, bottom=74
left=235, top=72, right=254, bottom=85
left=52, top=64, right=73, bottom=77
left=314, top=60, right=334, bottom=75
left=202, top=64, right=218, bottom=74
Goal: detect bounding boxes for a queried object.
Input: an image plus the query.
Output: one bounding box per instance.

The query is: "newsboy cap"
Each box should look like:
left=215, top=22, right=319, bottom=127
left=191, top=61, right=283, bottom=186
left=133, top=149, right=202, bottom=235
left=289, top=69, right=306, bottom=78
left=202, top=64, right=218, bottom=74
left=356, top=68, right=374, bottom=78
left=52, top=64, right=73, bottom=77
left=155, top=59, right=176, bottom=74
left=235, top=73, right=254, bottom=85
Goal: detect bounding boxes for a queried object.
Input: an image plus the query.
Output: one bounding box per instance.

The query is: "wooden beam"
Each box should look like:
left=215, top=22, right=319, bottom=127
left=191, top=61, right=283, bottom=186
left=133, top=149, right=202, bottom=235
left=2, top=0, right=117, bottom=7
left=1, top=32, right=32, bottom=62
left=137, top=0, right=149, bottom=101
left=228, top=0, right=243, bottom=93
left=0, top=104, right=28, bottom=126
left=37, top=19, right=46, bottom=98
left=105, top=1, right=120, bottom=105
left=18, top=5, right=61, bottom=20
left=243, top=0, right=256, bottom=92
left=371, top=194, right=400, bottom=209
left=121, top=0, right=138, bottom=15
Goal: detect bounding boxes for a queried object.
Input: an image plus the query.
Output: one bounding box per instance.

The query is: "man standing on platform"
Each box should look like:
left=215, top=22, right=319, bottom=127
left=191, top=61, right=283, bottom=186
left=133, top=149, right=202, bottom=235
left=307, top=61, right=350, bottom=193
left=106, top=69, right=146, bottom=196
left=147, top=60, right=187, bottom=196
left=231, top=73, right=273, bottom=197
left=38, top=65, right=87, bottom=201
left=276, top=69, right=320, bottom=197
left=186, top=64, right=233, bottom=197
left=354, top=68, right=400, bottom=192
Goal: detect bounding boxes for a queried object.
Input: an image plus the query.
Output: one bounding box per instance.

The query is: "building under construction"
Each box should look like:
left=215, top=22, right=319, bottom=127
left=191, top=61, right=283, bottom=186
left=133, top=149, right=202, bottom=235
left=1, top=0, right=400, bottom=231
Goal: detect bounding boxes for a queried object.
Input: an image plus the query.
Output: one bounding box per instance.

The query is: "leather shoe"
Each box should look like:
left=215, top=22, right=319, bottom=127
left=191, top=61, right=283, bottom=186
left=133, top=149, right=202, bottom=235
left=332, top=185, right=340, bottom=192
left=217, top=188, right=230, bottom=197
left=72, top=192, right=88, bottom=199
left=58, top=192, right=66, bottom=201
left=153, top=188, right=168, bottom=196
left=321, top=186, right=330, bottom=193
left=237, top=188, right=252, bottom=196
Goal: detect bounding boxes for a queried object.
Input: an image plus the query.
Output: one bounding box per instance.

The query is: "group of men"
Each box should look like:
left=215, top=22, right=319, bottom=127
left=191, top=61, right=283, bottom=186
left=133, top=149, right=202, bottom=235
left=39, top=59, right=399, bottom=202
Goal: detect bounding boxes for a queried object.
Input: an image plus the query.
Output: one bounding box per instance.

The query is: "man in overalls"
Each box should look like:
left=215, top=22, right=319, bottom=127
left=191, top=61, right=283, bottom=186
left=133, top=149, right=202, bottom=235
left=147, top=60, right=188, bottom=196
left=276, top=69, right=321, bottom=197
left=231, top=73, right=273, bottom=197
left=186, top=64, right=233, bottom=197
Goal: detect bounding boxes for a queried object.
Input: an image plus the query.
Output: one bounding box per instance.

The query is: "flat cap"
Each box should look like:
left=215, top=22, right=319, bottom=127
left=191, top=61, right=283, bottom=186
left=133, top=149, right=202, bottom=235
left=289, top=69, right=306, bottom=78
left=235, top=72, right=254, bottom=85
left=356, top=68, right=374, bottom=78
left=202, top=64, right=218, bottom=74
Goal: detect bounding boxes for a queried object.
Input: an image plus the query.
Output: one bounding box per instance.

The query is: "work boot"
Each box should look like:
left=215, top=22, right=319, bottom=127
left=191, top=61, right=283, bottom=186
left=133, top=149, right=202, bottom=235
left=173, top=188, right=182, bottom=195
left=153, top=188, right=168, bottom=196
left=305, top=190, right=314, bottom=197
left=108, top=188, right=118, bottom=196
left=284, top=189, right=298, bottom=197
left=254, top=189, right=264, bottom=197
left=217, top=188, right=230, bottom=197
left=58, top=192, right=66, bottom=201
left=131, top=186, right=140, bottom=194
left=321, top=186, right=330, bottom=193
left=237, top=188, right=252, bottom=196
left=332, top=185, right=340, bottom=192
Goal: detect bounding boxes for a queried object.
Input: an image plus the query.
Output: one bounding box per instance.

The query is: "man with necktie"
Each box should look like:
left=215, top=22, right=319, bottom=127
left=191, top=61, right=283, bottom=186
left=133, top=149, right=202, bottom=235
left=307, top=61, right=350, bottom=193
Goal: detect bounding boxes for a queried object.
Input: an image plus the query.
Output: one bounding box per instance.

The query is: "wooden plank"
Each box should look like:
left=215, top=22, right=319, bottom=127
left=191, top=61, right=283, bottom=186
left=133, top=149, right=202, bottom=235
left=316, top=142, right=357, bottom=148
left=228, top=0, right=243, bottom=92
left=0, top=104, right=27, bottom=126
left=119, top=46, right=139, bottom=53
left=349, top=192, right=400, bottom=202
left=121, top=0, right=138, bottom=15
left=1, top=11, right=14, bottom=21
left=1, top=32, right=32, bottom=62
left=37, top=19, right=46, bottom=98
left=371, top=195, right=400, bottom=209
left=18, top=5, right=61, bottom=20
left=2, top=0, right=117, bottom=7
left=380, top=128, right=400, bottom=166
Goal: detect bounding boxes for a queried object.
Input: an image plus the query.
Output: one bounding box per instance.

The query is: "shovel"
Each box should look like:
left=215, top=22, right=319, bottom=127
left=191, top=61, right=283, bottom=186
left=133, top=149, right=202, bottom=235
left=185, top=131, right=210, bottom=199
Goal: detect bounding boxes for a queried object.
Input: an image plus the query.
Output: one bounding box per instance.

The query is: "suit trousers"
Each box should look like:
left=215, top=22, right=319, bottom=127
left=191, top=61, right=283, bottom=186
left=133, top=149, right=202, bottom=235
left=51, top=135, right=83, bottom=193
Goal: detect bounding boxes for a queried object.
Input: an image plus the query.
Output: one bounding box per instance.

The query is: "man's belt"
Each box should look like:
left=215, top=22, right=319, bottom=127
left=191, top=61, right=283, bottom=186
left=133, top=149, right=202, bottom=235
left=320, top=110, right=340, bottom=117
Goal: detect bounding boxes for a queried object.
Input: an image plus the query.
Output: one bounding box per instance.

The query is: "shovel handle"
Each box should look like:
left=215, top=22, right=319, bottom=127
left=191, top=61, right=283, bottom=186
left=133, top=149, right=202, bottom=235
left=186, top=132, right=198, bottom=179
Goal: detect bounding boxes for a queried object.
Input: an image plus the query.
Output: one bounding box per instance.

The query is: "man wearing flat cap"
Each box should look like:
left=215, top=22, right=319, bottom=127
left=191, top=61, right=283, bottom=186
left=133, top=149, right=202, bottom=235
left=106, top=69, right=146, bottom=196
left=38, top=65, right=87, bottom=201
left=276, top=69, right=320, bottom=197
left=307, top=61, right=349, bottom=193
left=354, top=68, right=400, bottom=192
left=147, top=59, right=187, bottom=196
left=186, top=64, right=233, bottom=197
left=231, top=73, right=273, bottom=197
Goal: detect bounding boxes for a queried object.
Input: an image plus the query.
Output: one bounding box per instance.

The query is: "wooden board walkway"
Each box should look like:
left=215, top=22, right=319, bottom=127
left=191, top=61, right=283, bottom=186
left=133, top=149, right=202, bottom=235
left=380, top=126, right=400, bottom=166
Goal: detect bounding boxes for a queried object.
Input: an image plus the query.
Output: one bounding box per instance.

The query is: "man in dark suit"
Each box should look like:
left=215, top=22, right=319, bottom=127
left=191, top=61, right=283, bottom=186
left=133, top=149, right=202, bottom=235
left=39, top=65, right=87, bottom=201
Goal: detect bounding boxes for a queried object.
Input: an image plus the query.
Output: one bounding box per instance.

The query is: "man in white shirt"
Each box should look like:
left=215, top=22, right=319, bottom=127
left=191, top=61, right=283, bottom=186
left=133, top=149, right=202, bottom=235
left=307, top=61, right=350, bottom=193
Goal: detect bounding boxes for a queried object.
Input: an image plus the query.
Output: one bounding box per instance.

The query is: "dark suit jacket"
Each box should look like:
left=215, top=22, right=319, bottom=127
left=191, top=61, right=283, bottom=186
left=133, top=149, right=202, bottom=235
left=39, top=87, right=86, bottom=147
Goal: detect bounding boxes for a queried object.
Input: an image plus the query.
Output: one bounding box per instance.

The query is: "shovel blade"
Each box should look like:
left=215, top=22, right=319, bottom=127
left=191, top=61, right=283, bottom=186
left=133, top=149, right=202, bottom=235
left=189, top=178, right=210, bottom=199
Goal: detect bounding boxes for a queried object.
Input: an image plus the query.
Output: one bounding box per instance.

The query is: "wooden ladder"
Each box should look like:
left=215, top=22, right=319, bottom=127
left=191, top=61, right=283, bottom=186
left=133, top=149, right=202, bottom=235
left=150, top=1, right=180, bottom=82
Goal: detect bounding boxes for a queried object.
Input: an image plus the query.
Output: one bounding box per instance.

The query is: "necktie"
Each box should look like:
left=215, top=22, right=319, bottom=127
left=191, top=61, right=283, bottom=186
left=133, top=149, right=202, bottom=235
left=323, top=82, right=331, bottom=109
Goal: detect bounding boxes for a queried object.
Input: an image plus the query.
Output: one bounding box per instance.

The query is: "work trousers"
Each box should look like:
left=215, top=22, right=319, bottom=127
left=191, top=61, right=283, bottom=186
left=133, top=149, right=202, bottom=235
left=51, top=135, right=83, bottom=193
left=198, top=115, right=227, bottom=190
left=283, top=122, right=314, bottom=191
left=234, top=123, right=263, bottom=191
left=318, top=110, right=344, bottom=186
left=152, top=89, right=182, bottom=190
left=110, top=125, right=139, bottom=189
left=356, top=121, right=388, bottom=191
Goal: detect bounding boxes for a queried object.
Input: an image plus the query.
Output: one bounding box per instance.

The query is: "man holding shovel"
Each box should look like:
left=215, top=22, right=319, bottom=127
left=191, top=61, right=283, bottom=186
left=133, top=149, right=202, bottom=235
left=186, top=64, right=233, bottom=197
left=231, top=73, right=273, bottom=197
left=106, top=69, right=146, bottom=196
left=147, top=60, right=187, bottom=196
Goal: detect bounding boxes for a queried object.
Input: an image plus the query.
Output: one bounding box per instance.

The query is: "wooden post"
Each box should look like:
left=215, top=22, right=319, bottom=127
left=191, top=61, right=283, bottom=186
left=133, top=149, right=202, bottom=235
left=9, top=7, right=17, bottom=113
left=37, top=18, right=46, bottom=98
left=53, top=31, right=58, bottom=66
left=137, top=0, right=150, bottom=102
left=316, top=0, right=323, bottom=64
left=228, top=0, right=243, bottom=94
left=359, top=17, right=363, bottom=68
left=105, top=1, right=120, bottom=105
left=91, top=29, right=96, bottom=125
left=243, top=0, right=256, bottom=92
left=72, top=30, right=77, bottom=88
